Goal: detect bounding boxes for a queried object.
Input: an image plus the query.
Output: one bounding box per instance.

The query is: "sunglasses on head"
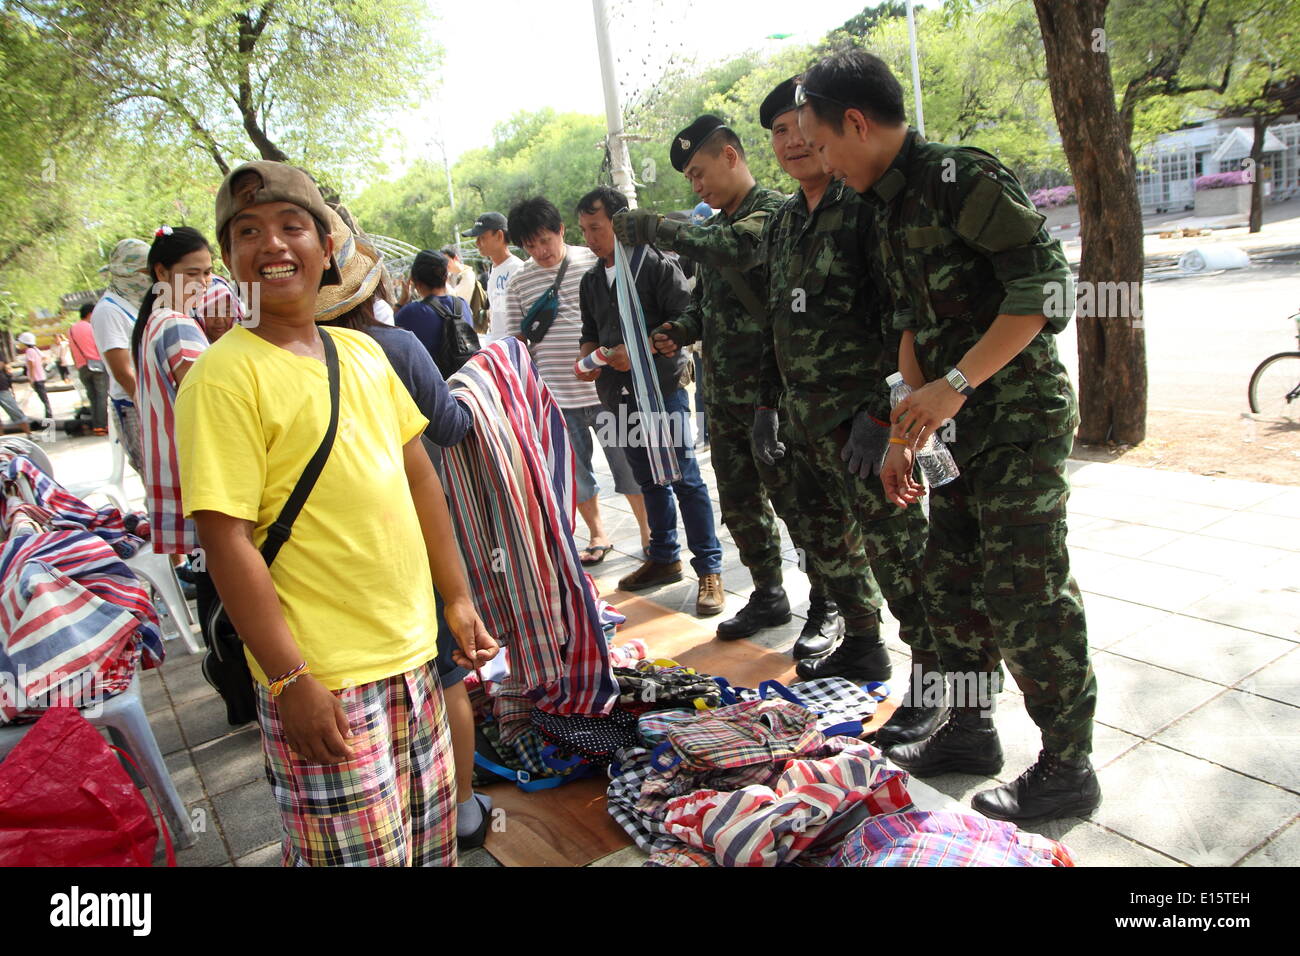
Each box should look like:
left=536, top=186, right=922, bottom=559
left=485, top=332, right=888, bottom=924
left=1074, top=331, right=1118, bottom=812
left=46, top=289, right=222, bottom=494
left=793, top=81, right=854, bottom=112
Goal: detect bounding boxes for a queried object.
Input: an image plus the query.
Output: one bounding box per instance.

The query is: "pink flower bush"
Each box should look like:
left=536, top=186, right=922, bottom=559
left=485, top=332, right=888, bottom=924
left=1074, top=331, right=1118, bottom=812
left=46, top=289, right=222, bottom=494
left=1195, top=170, right=1252, bottom=190
left=1029, top=185, right=1076, bottom=209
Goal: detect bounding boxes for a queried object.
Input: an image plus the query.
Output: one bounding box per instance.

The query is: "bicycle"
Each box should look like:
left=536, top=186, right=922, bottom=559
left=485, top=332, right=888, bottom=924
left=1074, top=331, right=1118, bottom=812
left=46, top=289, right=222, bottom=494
left=1248, top=308, right=1300, bottom=423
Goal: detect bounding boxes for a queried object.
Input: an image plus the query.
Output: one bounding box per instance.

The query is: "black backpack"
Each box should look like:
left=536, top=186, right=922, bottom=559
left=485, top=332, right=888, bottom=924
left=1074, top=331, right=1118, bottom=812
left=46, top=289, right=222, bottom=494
left=423, top=295, right=480, bottom=378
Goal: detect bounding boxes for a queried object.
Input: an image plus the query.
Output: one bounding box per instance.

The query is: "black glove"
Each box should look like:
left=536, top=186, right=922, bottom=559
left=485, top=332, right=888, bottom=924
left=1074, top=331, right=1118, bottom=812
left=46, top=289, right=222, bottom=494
left=841, top=409, right=890, bottom=478
left=611, top=208, right=662, bottom=246
left=752, top=408, right=785, bottom=466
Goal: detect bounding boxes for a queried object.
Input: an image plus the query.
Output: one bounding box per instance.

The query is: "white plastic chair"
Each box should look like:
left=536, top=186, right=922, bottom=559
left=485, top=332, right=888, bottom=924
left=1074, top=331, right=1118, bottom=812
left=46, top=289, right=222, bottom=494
left=0, top=675, right=197, bottom=849
left=62, top=409, right=130, bottom=512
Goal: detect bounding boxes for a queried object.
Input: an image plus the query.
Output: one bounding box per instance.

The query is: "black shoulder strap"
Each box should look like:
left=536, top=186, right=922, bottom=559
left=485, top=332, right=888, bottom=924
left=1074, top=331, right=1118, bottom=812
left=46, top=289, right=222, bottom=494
left=421, top=294, right=456, bottom=320
left=549, top=255, right=570, bottom=296
left=720, top=266, right=766, bottom=322
left=260, top=328, right=341, bottom=567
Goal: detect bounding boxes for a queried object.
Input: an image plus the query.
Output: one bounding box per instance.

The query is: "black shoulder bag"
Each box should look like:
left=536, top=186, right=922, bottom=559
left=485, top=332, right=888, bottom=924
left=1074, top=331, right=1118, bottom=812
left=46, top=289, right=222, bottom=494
left=200, top=328, right=342, bottom=725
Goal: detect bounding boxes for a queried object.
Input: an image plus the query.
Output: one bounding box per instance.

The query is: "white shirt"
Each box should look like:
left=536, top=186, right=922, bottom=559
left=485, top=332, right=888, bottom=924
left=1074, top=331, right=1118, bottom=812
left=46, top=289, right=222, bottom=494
left=484, top=254, right=524, bottom=344
left=372, top=298, right=395, bottom=327
left=90, top=292, right=138, bottom=401
left=504, top=246, right=599, bottom=409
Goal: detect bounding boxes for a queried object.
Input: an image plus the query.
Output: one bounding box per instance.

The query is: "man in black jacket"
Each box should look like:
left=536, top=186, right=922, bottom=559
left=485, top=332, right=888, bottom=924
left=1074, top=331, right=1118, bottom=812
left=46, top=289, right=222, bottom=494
left=576, top=186, right=724, bottom=617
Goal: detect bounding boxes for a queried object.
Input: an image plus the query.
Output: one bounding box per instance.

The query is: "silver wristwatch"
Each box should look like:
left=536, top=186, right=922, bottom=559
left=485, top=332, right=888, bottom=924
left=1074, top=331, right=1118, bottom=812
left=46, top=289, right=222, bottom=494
left=945, top=367, right=975, bottom=397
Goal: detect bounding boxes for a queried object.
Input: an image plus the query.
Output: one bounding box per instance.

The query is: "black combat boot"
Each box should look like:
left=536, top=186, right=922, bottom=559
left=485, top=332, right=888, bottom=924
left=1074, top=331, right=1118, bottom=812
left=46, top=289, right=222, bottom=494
left=715, top=584, right=791, bottom=640
left=971, top=750, right=1102, bottom=823
left=873, top=650, right=948, bottom=748
left=885, top=707, right=1003, bottom=777
left=794, top=623, right=891, bottom=682
left=791, top=592, right=844, bottom=660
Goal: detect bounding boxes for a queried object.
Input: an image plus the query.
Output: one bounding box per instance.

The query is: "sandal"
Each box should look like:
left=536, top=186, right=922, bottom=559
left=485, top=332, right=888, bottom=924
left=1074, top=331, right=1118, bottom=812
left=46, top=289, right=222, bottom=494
left=580, top=544, right=612, bottom=566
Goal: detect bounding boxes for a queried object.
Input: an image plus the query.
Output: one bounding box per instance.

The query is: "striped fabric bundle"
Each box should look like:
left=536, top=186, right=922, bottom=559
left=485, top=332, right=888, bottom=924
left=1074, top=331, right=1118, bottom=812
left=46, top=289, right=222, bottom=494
left=660, top=739, right=912, bottom=867
left=612, top=242, right=680, bottom=486
left=2, top=455, right=150, bottom=558
left=443, top=339, right=618, bottom=730
left=0, top=529, right=163, bottom=724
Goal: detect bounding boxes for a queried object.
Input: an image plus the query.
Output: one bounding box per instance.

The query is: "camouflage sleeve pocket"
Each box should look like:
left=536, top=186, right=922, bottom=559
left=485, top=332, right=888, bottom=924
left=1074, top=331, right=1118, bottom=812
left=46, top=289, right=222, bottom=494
left=956, top=175, right=1045, bottom=253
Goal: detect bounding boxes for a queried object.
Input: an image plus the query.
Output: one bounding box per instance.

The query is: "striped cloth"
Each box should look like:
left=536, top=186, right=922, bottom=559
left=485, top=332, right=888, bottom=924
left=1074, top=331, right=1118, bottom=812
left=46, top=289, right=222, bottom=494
left=504, top=246, right=600, bottom=409
left=660, top=738, right=911, bottom=867
left=256, top=660, right=456, bottom=867
left=612, top=242, right=679, bottom=485
left=2, top=454, right=151, bottom=559
left=830, top=810, right=1077, bottom=867
left=0, top=529, right=162, bottom=724
left=443, top=339, right=618, bottom=736
left=137, top=309, right=208, bottom=554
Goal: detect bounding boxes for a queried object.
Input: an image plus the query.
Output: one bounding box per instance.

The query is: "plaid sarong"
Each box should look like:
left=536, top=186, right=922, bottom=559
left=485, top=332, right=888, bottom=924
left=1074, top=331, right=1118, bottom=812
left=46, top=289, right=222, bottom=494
left=830, top=810, right=1077, bottom=867
left=256, top=660, right=456, bottom=867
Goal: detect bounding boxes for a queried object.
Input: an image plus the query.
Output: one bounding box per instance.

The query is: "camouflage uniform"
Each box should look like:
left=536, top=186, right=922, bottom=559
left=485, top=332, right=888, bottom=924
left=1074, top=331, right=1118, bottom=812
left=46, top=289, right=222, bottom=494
left=666, top=184, right=803, bottom=590
left=759, top=179, right=934, bottom=650
left=861, top=129, right=1094, bottom=759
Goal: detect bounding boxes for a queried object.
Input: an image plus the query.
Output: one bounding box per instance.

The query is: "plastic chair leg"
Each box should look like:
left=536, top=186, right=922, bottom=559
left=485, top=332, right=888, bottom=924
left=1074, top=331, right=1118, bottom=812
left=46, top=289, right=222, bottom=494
left=128, top=553, right=202, bottom=655
left=99, top=698, right=197, bottom=849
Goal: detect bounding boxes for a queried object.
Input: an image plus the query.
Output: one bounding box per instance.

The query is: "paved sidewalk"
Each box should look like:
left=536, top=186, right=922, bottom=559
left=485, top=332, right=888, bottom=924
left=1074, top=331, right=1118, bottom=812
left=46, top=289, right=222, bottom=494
left=36, top=421, right=1300, bottom=867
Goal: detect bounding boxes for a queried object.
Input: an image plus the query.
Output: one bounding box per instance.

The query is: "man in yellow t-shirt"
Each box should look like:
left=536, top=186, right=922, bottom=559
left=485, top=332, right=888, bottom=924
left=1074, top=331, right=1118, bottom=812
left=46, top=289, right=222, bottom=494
left=176, top=161, right=498, bottom=867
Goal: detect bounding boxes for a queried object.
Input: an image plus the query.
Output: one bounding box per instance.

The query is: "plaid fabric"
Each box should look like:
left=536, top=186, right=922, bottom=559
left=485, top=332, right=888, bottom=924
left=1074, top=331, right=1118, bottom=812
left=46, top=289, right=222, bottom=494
left=660, top=740, right=911, bottom=867
left=606, top=747, right=680, bottom=854
left=255, top=660, right=456, bottom=867
left=636, top=709, right=702, bottom=747
left=787, top=677, right=890, bottom=732
left=110, top=399, right=145, bottom=478
left=661, top=699, right=822, bottom=772
left=830, top=811, right=1077, bottom=868
left=444, top=339, right=618, bottom=718
left=646, top=844, right=718, bottom=867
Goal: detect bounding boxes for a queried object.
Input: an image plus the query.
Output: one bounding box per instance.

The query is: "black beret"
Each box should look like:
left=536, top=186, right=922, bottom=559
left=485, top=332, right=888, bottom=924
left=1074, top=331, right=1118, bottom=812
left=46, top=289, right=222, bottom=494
left=760, top=77, right=799, bottom=130
left=670, top=114, right=731, bottom=173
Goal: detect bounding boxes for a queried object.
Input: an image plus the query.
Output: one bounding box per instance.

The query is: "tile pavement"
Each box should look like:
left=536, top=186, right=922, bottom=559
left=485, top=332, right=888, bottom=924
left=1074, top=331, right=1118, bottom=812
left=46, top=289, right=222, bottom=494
left=37, top=429, right=1300, bottom=867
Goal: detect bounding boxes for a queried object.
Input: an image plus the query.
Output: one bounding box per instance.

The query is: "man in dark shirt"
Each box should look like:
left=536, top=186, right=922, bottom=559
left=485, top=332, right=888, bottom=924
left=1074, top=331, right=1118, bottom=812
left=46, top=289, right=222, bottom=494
left=576, top=186, right=724, bottom=617
left=394, top=249, right=475, bottom=369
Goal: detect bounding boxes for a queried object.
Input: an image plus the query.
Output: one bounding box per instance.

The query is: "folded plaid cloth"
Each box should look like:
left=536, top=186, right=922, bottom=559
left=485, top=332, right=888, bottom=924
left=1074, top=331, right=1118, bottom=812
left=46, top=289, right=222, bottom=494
left=830, top=810, right=1077, bottom=867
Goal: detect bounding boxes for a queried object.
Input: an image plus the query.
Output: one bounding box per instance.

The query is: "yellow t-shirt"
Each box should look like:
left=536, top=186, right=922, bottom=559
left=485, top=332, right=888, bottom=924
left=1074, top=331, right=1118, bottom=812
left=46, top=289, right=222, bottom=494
left=175, top=324, right=437, bottom=690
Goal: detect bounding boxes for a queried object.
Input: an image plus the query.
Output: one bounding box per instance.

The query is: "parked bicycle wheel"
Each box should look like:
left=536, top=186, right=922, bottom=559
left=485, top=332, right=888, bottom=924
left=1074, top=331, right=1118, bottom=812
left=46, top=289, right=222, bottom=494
left=1248, top=351, right=1300, bottom=422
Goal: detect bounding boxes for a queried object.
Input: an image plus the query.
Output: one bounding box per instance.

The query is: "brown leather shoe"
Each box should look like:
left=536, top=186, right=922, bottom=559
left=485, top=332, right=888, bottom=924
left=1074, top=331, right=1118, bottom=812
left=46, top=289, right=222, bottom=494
left=696, top=573, right=724, bottom=617
left=618, top=559, right=683, bottom=592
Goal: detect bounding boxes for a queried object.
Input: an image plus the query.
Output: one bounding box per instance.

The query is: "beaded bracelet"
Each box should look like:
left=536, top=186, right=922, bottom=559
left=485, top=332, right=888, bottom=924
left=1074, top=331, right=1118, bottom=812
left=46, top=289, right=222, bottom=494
left=268, top=662, right=310, bottom=697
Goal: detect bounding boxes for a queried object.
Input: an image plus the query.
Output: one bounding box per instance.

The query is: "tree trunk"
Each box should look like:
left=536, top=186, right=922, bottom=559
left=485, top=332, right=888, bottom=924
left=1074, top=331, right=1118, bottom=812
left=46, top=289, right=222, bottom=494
left=1249, top=114, right=1266, bottom=234
left=1033, top=0, right=1148, bottom=445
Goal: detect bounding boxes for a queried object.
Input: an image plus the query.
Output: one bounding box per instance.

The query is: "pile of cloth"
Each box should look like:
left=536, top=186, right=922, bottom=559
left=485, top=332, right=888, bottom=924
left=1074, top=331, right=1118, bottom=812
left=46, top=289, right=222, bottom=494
left=604, top=677, right=1077, bottom=868
left=442, top=340, right=619, bottom=759
left=0, top=451, right=164, bottom=725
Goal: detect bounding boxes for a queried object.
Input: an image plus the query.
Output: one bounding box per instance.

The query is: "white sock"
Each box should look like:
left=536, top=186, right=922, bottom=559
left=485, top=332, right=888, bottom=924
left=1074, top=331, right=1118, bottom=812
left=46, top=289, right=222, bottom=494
left=456, top=793, right=491, bottom=837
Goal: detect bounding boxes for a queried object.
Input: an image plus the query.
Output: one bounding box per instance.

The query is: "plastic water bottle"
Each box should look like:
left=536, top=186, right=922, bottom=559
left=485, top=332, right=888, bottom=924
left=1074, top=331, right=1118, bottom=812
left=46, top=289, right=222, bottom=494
left=886, top=372, right=960, bottom=488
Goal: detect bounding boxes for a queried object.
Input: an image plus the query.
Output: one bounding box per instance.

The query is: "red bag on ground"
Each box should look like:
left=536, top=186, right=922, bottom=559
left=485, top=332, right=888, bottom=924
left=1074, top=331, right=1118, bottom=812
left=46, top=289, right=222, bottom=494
left=0, top=707, right=172, bottom=866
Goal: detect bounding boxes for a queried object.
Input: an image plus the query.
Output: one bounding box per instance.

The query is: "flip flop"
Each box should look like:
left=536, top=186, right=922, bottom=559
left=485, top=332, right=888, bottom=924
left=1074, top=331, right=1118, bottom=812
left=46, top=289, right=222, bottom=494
left=580, top=544, right=612, bottom=566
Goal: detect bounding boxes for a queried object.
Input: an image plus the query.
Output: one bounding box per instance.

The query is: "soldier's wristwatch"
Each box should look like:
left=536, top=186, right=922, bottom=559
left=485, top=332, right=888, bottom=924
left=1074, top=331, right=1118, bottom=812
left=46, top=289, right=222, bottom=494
left=945, top=367, right=975, bottom=397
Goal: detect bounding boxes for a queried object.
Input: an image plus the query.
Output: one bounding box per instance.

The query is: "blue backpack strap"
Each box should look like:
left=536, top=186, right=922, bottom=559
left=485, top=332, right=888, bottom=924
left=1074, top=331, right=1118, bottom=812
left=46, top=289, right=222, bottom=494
left=712, top=676, right=739, bottom=705
left=862, top=681, right=891, bottom=700
left=539, top=745, right=586, bottom=773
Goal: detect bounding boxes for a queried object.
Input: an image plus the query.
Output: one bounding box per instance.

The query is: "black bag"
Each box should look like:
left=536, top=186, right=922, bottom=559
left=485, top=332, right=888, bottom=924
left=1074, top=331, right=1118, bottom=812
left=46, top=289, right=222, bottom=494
left=200, top=329, right=341, bottom=724
left=423, top=295, right=481, bottom=378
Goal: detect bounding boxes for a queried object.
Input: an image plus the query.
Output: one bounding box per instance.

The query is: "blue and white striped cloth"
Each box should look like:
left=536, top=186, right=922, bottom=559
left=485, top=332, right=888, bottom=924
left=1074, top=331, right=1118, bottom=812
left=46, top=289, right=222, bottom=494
left=613, top=242, right=681, bottom=486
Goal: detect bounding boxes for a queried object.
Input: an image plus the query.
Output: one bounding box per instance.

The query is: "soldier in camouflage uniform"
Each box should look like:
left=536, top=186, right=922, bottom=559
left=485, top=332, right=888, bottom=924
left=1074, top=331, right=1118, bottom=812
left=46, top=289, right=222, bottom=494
left=613, top=115, right=841, bottom=649
left=797, top=49, right=1099, bottom=824
left=751, top=77, right=937, bottom=695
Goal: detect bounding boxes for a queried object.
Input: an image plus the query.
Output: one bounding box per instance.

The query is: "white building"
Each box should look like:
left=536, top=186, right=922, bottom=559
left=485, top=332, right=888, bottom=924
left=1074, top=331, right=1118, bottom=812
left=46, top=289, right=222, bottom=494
left=1135, top=115, right=1300, bottom=212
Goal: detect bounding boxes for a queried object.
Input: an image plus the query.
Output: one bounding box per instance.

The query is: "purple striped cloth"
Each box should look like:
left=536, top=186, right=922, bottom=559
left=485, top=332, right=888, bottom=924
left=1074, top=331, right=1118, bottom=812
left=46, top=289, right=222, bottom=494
left=829, top=811, right=1077, bottom=867
left=443, top=339, right=618, bottom=733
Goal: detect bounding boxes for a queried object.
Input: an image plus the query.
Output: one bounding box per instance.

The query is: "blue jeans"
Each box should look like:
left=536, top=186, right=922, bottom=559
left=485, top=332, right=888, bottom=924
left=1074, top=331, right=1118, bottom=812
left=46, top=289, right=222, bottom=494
left=620, top=388, right=722, bottom=576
